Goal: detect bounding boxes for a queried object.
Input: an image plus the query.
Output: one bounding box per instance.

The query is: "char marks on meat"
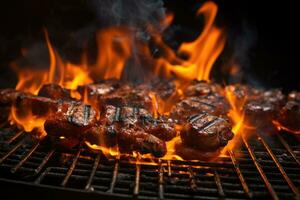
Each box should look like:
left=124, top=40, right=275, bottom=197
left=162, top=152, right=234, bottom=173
left=180, top=113, right=233, bottom=152
left=244, top=89, right=285, bottom=131
left=184, top=80, right=223, bottom=97
left=171, top=94, right=230, bottom=122
left=44, top=101, right=97, bottom=148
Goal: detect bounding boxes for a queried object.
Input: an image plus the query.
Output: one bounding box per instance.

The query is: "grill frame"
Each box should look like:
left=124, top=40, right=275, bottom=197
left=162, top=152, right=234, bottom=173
left=1, top=122, right=300, bottom=200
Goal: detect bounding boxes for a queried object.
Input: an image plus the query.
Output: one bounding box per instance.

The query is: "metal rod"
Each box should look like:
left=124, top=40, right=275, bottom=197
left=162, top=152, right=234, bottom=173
left=0, top=140, right=24, bottom=164
left=11, top=142, right=40, bottom=173
left=35, top=167, right=51, bottom=184
left=277, top=134, right=300, bottom=166
left=258, top=133, right=300, bottom=197
left=85, top=153, right=101, bottom=190
left=214, top=170, right=225, bottom=198
left=242, top=134, right=279, bottom=200
left=35, top=149, right=55, bottom=174
left=167, top=160, right=172, bottom=177
left=228, top=150, right=252, bottom=199
left=107, top=158, right=119, bottom=193
left=61, top=149, right=82, bottom=187
left=188, top=166, right=197, bottom=192
left=133, top=163, right=141, bottom=198
left=158, top=159, right=164, bottom=200
left=6, top=130, right=24, bottom=144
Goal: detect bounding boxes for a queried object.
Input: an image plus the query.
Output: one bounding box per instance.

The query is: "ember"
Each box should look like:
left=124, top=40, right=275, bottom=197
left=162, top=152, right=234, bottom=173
left=0, top=1, right=299, bottom=163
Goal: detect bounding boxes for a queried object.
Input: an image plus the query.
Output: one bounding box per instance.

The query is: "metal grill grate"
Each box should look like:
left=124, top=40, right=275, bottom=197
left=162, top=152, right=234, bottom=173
left=1, top=122, right=300, bottom=200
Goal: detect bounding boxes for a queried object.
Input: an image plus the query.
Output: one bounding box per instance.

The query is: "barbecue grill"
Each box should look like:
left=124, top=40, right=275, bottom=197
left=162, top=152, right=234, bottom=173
left=1, top=122, right=299, bottom=200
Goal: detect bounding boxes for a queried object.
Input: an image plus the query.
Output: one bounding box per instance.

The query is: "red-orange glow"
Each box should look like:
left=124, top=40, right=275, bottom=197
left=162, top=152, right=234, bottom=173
left=94, top=27, right=133, bottom=80
left=222, top=85, right=246, bottom=154
left=10, top=105, right=47, bottom=138
left=154, top=1, right=225, bottom=82
left=149, top=92, right=159, bottom=118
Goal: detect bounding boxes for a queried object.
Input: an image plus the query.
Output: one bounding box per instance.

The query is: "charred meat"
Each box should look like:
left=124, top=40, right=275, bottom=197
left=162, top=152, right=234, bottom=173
left=102, top=105, right=176, bottom=141
left=171, top=94, right=230, bottom=122
left=180, top=113, right=233, bottom=151
left=183, top=80, right=223, bottom=97
left=277, top=92, right=300, bottom=133
left=44, top=101, right=97, bottom=148
left=38, top=84, right=72, bottom=100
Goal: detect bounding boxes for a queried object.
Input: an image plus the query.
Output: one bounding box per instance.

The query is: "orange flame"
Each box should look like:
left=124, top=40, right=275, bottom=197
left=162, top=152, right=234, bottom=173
left=155, top=1, right=225, bottom=82
left=10, top=105, right=47, bottom=138
left=222, top=85, right=246, bottom=153
left=94, top=27, right=133, bottom=80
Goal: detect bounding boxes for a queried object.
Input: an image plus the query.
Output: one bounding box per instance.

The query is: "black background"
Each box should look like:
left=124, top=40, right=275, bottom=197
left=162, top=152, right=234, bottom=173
left=0, top=0, right=299, bottom=91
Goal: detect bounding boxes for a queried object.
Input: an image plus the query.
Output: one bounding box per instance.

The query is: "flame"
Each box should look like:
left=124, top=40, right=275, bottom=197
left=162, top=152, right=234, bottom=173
left=149, top=92, right=159, bottom=118
left=10, top=105, right=47, bottom=138
left=221, top=85, right=246, bottom=153
left=94, top=27, right=133, bottom=80
left=9, top=1, right=231, bottom=161
left=154, top=1, right=225, bottom=82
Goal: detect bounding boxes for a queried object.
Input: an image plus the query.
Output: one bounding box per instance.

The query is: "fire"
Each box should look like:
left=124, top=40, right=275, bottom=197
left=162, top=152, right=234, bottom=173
left=8, top=1, right=231, bottom=161
left=222, top=85, right=246, bottom=153
left=154, top=1, right=225, bottom=82
left=94, top=27, right=133, bottom=80
left=10, top=105, right=47, bottom=138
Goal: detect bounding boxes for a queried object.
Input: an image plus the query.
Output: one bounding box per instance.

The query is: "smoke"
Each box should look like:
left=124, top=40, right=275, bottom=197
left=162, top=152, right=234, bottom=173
left=224, top=21, right=259, bottom=86
left=88, top=0, right=166, bottom=83
left=89, top=0, right=165, bottom=31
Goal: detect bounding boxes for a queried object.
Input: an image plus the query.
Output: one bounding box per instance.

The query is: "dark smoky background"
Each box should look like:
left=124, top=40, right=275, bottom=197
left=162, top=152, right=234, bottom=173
left=0, top=0, right=299, bottom=91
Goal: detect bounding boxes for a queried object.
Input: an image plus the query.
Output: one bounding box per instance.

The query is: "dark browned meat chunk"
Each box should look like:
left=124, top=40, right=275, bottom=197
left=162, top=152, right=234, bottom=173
left=77, top=79, right=122, bottom=105
left=118, top=126, right=167, bottom=157
left=102, top=105, right=176, bottom=141
left=15, top=95, right=59, bottom=117
left=277, top=100, right=300, bottom=133
left=244, top=89, right=285, bottom=131
left=150, top=78, right=176, bottom=99
left=180, top=113, right=233, bottom=151
left=0, top=89, right=31, bottom=106
left=183, top=80, right=223, bottom=97
left=38, top=84, right=72, bottom=100
left=171, top=94, right=230, bottom=122
left=44, top=102, right=97, bottom=147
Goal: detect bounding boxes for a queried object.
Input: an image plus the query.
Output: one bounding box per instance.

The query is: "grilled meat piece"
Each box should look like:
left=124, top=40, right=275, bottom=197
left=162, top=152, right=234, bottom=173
left=184, top=80, right=223, bottom=97
left=38, top=84, right=72, bottom=100
left=277, top=96, right=300, bottom=133
left=150, top=78, right=176, bottom=99
left=140, top=116, right=177, bottom=141
left=244, top=89, right=285, bottom=131
left=77, top=79, right=122, bottom=105
left=0, top=89, right=31, bottom=106
left=102, top=105, right=176, bottom=141
left=15, top=95, right=59, bottom=117
left=83, top=82, right=154, bottom=111
left=44, top=102, right=97, bottom=141
left=180, top=113, right=233, bottom=151
left=288, top=91, right=300, bottom=102
left=171, top=94, right=230, bottom=122
left=175, top=140, right=220, bottom=161
left=118, top=126, right=167, bottom=157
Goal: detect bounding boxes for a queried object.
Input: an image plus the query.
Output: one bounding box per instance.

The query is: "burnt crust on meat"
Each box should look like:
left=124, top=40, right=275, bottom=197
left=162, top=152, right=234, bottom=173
left=171, top=94, right=230, bottom=122
left=183, top=80, right=223, bottom=97
left=180, top=113, right=233, bottom=151
left=38, top=84, right=73, bottom=100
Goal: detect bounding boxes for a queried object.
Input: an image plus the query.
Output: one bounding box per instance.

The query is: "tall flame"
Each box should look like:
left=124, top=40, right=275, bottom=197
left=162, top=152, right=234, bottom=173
left=155, top=1, right=225, bottom=82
